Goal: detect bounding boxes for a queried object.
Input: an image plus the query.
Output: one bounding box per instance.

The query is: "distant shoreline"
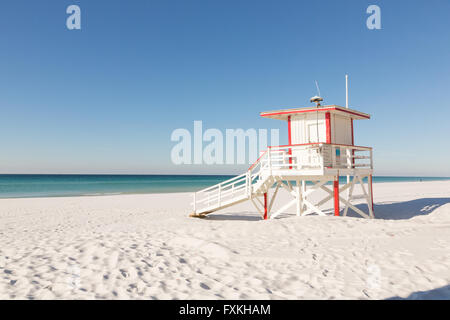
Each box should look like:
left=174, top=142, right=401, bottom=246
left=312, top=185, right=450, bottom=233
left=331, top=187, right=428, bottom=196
left=0, top=176, right=449, bottom=199
left=0, top=174, right=449, bottom=178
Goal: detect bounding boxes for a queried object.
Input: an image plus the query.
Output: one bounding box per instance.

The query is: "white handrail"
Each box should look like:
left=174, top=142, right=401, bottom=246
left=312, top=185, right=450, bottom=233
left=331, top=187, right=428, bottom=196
left=196, top=172, right=247, bottom=193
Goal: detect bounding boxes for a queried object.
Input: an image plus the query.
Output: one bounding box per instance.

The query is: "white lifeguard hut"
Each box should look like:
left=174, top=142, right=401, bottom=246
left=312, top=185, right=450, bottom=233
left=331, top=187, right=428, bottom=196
left=191, top=80, right=374, bottom=219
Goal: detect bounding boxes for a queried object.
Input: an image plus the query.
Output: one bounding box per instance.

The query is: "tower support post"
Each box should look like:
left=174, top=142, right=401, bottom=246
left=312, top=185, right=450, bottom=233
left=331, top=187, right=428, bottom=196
left=334, top=177, right=340, bottom=216
left=296, top=180, right=303, bottom=216
left=264, top=192, right=268, bottom=220
left=369, top=174, right=374, bottom=215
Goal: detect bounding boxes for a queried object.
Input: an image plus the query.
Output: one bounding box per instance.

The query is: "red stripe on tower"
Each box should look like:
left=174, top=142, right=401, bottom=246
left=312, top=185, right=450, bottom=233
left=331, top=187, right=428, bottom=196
left=351, top=119, right=355, bottom=165
left=325, top=112, right=331, bottom=143
left=287, top=115, right=292, bottom=145
left=288, top=116, right=292, bottom=168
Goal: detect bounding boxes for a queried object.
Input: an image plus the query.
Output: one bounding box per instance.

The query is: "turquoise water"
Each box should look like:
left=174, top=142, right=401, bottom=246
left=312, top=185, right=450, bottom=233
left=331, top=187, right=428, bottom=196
left=0, top=175, right=449, bottom=199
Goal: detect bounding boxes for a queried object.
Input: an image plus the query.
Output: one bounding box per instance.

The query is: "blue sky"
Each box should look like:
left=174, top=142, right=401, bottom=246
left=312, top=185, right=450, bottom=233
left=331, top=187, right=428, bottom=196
left=0, top=0, right=449, bottom=176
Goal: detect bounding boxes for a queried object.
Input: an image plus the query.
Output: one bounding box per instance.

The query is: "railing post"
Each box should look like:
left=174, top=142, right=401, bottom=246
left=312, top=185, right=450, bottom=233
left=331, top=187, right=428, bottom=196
left=370, top=149, right=373, bottom=169
left=268, top=148, right=272, bottom=175
left=320, top=144, right=324, bottom=171
left=331, top=145, right=336, bottom=168
left=218, top=184, right=222, bottom=207
left=346, top=146, right=351, bottom=190
left=246, top=171, right=249, bottom=197
left=346, top=146, right=352, bottom=169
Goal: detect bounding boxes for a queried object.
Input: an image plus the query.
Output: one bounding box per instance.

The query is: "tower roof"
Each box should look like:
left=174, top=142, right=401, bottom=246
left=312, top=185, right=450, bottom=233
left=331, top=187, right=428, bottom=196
left=260, top=105, right=370, bottom=120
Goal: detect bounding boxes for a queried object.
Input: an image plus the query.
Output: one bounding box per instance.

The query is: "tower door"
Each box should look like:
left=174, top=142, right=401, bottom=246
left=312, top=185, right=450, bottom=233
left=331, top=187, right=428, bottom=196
left=307, top=121, right=326, bottom=143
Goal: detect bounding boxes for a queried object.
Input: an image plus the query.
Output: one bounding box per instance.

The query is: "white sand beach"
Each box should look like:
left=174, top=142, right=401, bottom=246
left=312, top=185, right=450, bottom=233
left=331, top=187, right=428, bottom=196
left=0, top=180, right=450, bottom=300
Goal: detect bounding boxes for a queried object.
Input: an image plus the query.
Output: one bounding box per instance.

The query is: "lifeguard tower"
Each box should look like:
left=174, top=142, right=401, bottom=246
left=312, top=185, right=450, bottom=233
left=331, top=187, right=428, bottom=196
left=190, top=84, right=374, bottom=219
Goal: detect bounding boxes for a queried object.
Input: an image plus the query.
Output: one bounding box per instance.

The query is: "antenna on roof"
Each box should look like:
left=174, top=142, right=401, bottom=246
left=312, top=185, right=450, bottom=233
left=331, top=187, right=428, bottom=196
left=310, top=80, right=323, bottom=107
left=315, top=80, right=321, bottom=97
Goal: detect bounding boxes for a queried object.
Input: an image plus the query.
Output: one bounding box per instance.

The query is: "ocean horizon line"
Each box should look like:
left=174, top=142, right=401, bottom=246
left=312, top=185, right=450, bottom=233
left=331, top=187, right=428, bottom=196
left=0, top=174, right=449, bottom=199
left=0, top=173, right=449, bottom=178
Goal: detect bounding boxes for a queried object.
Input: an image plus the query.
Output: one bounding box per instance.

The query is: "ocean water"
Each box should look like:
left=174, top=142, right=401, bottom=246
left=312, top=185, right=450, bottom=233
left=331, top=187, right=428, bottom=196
left=0, top=174, right=448, bottom=199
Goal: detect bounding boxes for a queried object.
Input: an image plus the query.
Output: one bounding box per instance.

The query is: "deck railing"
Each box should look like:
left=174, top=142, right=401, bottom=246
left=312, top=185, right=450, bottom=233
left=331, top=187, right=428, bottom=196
left=251, top=143, right=372, bottom=172
left=192, top=143, right=372, bottom=213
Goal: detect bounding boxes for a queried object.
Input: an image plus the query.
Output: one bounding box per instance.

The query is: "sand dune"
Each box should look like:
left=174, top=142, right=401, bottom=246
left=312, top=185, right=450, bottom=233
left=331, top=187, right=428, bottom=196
left=1, top=180, right=450, bottom=299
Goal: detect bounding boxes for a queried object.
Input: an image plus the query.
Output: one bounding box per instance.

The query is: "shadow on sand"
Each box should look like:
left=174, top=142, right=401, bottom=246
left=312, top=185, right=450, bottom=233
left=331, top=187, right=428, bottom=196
left=346, top=197, right=450, bottom=220
left=204, top=198, right=450, bottom=221
left=387, top=284, right=450, bottom=300
left=205, top=213, right=263, bottom=221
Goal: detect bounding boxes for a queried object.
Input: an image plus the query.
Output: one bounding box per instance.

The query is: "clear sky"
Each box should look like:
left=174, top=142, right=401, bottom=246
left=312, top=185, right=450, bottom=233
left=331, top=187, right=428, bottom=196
left=0, top=0, right=449, bottom=176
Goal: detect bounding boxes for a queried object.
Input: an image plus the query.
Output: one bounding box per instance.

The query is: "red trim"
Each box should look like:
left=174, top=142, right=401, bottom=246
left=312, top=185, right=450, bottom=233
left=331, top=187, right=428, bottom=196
left=334, top=179, right=340, bottom=216
left=248, top=149, right=268, bottom=170
left=325, top=112, right=331, bottom=144
left=351, top=119, right=355, bottom=165
left=273, top=142, right=371, bottom=149
left=287, top=116, right=292, bottom=168
left=287, top=116, right=292, bottom=145
left=261, top=106, right=370, bottom=119
left=264, top=192, right=268, bottom=220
